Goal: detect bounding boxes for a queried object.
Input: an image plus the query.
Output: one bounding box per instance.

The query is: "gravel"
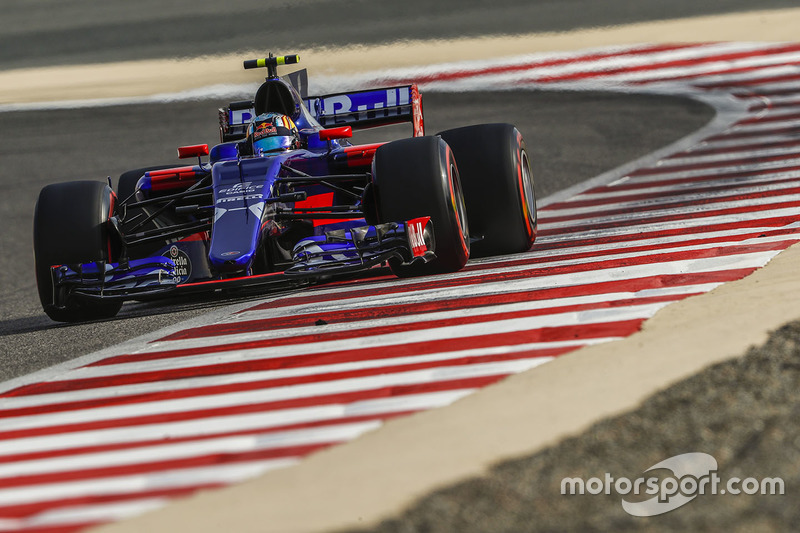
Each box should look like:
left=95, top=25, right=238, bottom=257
left=355, top=320, right=800, bottom=532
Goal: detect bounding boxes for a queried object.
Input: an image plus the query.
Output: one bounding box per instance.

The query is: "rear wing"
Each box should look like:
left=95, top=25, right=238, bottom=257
left=218, top=84, right=424, bottom=142
left=305, top=85, right=424, bottom=137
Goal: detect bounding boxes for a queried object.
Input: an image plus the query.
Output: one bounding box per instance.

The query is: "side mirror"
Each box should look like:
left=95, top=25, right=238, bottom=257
left=177, top=144, right=210, bottom=159
left=319, top=126, right=353, bottom=141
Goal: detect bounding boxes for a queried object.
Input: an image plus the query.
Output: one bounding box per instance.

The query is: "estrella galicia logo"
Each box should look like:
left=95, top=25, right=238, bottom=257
left=163, top=245, right=192, bottom=284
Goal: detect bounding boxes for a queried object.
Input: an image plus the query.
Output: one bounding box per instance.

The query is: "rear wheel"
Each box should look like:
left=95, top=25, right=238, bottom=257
left=373, top=136, right=469, bottom=276
left=438, top=123, right=537, bottom=258
left=33, top=180, right=123, bottom=322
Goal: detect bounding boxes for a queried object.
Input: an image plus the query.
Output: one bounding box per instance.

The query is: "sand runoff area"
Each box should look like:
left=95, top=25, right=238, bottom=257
left=3, top=8, right=800, bottom=105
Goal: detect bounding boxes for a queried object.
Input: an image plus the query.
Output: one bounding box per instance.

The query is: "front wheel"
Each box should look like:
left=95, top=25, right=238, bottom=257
left=372, top=136, right=470, bottom=276
left=33, top=180, right=123, bottom=322
left=438, top=123, right=537, bottom=258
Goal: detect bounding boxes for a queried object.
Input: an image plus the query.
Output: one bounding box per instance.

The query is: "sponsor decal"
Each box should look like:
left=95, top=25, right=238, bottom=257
left=229, top=108, right=254, bottom=125
left=309, top=87, right=412, bottom=125
left=219, top=182, right=258, bottom=195
left=406, top=217, right=430, bottom=257
left=216, top=193, right=263, bottom=204
left=253, top=122, right=278, bottom=140
left=162, top=245, right=192, bottom=284
left=220, top=251, right=241, bottom=257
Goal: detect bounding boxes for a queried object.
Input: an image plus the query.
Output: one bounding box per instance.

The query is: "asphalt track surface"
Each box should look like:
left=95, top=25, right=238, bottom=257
left=0, top=92, right=712, bottom=382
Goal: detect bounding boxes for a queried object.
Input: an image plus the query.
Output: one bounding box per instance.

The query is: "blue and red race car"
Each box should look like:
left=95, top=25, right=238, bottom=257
left=33, top=54, right=537, bottom=322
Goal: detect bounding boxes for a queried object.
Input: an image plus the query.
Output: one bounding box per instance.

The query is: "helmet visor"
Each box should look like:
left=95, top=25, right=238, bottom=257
left=253, top=134, right=294, bottom=153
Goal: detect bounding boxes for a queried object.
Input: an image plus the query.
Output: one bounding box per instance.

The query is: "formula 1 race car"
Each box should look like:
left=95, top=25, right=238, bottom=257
left=33, top=54, right=537, bottom=322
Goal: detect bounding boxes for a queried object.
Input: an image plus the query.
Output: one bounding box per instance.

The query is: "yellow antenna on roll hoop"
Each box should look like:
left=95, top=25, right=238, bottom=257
left=243, top=53, right=300, bottom=79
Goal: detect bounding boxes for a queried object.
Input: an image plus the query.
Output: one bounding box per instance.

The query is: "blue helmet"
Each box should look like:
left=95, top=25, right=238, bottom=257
left=247, top=112, right=300, bottom=154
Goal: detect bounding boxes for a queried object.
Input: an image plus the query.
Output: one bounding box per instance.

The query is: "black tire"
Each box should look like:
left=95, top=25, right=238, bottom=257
left=373, top=136, right=469, bottom=276
left=33, top=180, right=123, bottom=322
left=437, top=123, right=537, bottom=258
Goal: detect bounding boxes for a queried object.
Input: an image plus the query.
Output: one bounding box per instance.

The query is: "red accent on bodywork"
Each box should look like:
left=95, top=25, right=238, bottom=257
left=178, top=271, right=285, bottom=289
left=411, top=84, right=424, bottom=137
left=178, top=231, right=209, bottom=243
left=342, top=143, right=384, bottom=168
left=147, top=167, right=203, bottom=192
left=294, top=192, right=361, bottom=227
left=319, top=126, right=353, bottom=141
left=294, top=192, right=334, bottom=210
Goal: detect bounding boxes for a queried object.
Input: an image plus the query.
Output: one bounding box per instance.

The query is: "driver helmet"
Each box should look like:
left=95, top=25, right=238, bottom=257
left=248, top=112, right=300, bottom=154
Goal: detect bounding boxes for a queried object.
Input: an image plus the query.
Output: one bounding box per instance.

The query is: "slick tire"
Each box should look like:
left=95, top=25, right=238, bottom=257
left=33, top=180, right=123, bottom=322
left=437, top=123, right=537, bottom=258
left=373, top=136, right=470, bottom=276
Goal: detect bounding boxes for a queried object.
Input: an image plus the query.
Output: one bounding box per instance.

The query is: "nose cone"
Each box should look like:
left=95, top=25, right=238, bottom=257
left=210, top=248, right=257, bottom=273
left=209, top=198, right=266, bottom=274
left=208, top=157, right=277, bottom=275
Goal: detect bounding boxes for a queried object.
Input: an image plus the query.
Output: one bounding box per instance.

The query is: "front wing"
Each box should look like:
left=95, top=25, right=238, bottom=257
left=48, top=218, right=435, bottom=305
left=288, top=217, right=435, bottom=275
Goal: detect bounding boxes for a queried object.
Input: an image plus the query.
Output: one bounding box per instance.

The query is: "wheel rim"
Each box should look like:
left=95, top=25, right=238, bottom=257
left=520, top=150, right=536, bottom=227
left=450, top=162, right=470, bottom=246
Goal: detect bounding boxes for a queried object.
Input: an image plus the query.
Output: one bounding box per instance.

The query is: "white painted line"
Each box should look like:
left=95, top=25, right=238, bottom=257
left=2, top=498, right=169, bottom=530
left=0, top=421, right=382, bottom=481
left=541, top=182, right=800, bottom=218
left=0, top=458, right=299, bottom=507
left=0, top=390, right=475, bottom=457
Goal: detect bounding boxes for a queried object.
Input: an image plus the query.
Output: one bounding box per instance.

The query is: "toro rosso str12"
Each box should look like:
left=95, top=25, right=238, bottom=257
left=33, top=54, right=537, bottom=322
